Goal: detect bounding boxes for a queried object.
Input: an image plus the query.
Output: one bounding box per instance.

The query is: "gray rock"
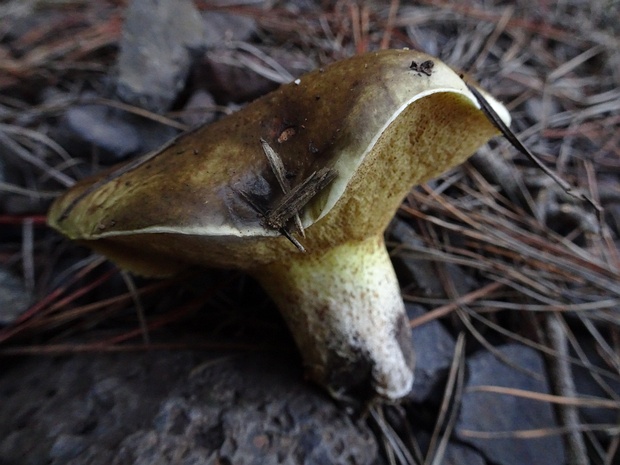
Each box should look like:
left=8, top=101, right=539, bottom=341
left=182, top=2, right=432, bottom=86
left=49, top=434, right=87, bottom=462
left=117, top=355, right=377, bottom=465
left=0, top=268, right=31, bottom=325
left=413, top=429, right=487, bottom=464
left=455, top=344, right=565, bottom=465
left=63, top=104, right=141, bottom=160
left=0, top=351, right=378, bottom=465
left=0, top=353, right=197, bottom=465
left=202, top=11, right=257, bottom=47
left=56, top=101, right=179, bottom=164
left=180, top=90, right=218, bottom=128
left=441, top=441, right=487, bottom=465
left=571, top=337, right=620, bottom=427
left=406, top=303, right=456, bottom=402
left=116, top=0, right=206, bottom=112
left=388, top=218, right=477, bottom=297
left=113, top=431, right=214, bottom=465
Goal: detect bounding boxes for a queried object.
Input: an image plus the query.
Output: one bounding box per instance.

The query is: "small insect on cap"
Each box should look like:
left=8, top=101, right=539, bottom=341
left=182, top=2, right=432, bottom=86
left=48, top=49, right=510, bottom=401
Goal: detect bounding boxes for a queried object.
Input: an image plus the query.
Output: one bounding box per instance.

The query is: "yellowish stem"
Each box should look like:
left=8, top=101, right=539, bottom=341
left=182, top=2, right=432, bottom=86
left=253, top=235, right=414, bottom=400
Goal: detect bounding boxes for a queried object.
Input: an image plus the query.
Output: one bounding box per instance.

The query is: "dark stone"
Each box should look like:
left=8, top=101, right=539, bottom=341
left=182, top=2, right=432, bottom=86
left=0, top=352, right=378, bottom=465
left=571, top=336, right=620, bottom=428
left=411, top=428, right=487, bottom=464
left=388, top=218, right=477, bottom=297
left=49, top=434, right=87, bottom=462
left=156, top=356, right=375, bottom=465
left=455, top=344, right=565, bottom=465
left=116, top=0, right=206, bottom=112
left=406, top=303, right=456, bottom=402
left=0, top=268, right=31, bottom=325
left=0, top=353, right=195, bottom=465
left=441, top=441, right=487, bottom=465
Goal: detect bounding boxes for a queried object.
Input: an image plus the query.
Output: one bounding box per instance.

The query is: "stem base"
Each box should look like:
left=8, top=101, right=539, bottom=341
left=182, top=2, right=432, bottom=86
left=254, top=235, right=414, bottom=400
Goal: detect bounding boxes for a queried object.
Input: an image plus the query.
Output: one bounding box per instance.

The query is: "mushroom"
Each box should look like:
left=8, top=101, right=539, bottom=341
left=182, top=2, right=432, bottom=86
left=48, top=49, right=510, bottom=401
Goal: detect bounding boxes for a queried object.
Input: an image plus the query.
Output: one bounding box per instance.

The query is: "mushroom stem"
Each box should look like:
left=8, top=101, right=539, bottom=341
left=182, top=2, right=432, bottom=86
left=252, top=235, right=414, bottom=400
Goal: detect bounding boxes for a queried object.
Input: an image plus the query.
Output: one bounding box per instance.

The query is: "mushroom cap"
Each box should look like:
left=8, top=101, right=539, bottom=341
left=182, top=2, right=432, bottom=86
left=48, top=49, right=509, bottom=275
